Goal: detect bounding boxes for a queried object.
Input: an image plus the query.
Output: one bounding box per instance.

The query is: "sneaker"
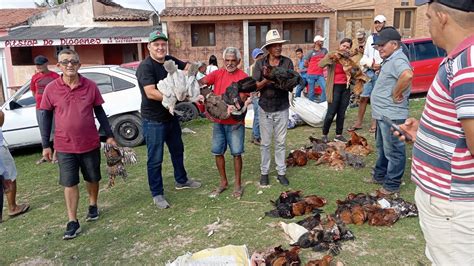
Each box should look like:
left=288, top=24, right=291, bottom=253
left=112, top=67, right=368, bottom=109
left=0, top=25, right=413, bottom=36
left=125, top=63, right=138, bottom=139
left=260, top=174, right=269, bottom=186
left=175, top=179, right=201, bottom=190
left=363, top=176, right=383, bottom=185
left=376, top=187, right=400, bottom=198
left=321, top=135, right=329, bottom=144
left=334, top=135, right=347, bottom=142
left=277, top=175, right=289, bottom=186
left=63, top=220, right=81, bottom=240
left=153, top=195, right=170, bottom=209
left=86, top=205, right=99, bottom=221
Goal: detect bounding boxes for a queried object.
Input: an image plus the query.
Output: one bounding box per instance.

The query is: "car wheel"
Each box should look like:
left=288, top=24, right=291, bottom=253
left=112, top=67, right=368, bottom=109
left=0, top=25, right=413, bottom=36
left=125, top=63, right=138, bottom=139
left=174, top=102, right=199, bottom=122
left=110, top=114, right=144, bottom=147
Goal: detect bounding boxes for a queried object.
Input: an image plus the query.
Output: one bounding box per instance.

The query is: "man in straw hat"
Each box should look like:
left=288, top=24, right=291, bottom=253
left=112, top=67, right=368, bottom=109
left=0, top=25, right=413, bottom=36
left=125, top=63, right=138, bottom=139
left=252, top=29, right=294, bottom=187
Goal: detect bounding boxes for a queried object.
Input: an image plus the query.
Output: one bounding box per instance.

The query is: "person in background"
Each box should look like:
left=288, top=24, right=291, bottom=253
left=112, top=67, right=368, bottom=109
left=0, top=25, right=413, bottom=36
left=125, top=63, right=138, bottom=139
left=367, top=27, right=413, bottom=196
left=135, top=31, right=201, bottom=210
left=319, top=38, right=354, bottom=143
left=349, top=15, right=386, bottom=133
left=0, top=110, right=30, bottom=223
left=397, top=1, right=474, bottom=264
left=206, top=55, right=219, bottom=75
left=294, top=48, right=307, bottom=98
left=200, top=47, right=250, bottom=199
left=348, top=30, right=367, bottom=108
left=196, top=62, right=207, bottom=81
left=250, top=48, right=264, bottom=145
left=30, top=55, right=60, bottom=165
left=304, top=35, right=328, bottom=102
left=253, top=29, right=293, bottom=187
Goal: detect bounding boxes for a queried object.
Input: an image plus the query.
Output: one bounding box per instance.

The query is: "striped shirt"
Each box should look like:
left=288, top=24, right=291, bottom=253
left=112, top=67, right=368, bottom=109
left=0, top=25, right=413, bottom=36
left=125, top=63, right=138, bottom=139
left=411, top=34, right=474, bottom=201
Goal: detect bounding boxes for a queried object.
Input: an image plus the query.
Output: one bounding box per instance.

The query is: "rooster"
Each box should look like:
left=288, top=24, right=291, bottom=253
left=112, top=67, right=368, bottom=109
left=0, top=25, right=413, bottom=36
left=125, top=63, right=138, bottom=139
left=328, top=51, right=369, bottom=95
left=103, top=143, right=138, bottom=188
left=263, top=65, right=305, bottom=92
left=345, top=131, right=372, bottom=156
left=264, top=246, right=301, bottom=266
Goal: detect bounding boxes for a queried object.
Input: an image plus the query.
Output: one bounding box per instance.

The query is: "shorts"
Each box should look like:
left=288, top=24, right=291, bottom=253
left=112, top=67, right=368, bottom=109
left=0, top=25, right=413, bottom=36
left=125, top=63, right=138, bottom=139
left=0, top=145, right=17, bottom=181
left=57, top=148, right=101, bottom=187
left=211, top=123, right=245, bottom=156
left=360, top=70, right=378, bottom=97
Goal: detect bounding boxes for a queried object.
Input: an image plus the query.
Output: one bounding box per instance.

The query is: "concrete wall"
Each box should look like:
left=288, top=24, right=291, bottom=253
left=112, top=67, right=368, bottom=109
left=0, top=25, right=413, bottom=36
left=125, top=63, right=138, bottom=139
left=31, top=1, right=100, bottom=28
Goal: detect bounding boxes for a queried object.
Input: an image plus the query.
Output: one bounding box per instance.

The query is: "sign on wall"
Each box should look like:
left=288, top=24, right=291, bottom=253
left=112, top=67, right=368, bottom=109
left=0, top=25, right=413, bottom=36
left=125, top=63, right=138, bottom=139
left=0, top=36, right=148, bottom=48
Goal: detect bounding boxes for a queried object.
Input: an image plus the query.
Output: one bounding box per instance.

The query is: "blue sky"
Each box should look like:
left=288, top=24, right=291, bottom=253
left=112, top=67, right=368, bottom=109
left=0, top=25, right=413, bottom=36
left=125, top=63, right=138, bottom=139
left=1, top=0, right=165, bottom=10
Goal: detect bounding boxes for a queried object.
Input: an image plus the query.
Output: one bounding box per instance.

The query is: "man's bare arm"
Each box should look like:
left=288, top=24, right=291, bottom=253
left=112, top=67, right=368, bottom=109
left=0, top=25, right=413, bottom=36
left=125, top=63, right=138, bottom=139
left=392, top=69, right=413, bottom=102
left=143, top=84, right=163, bottom=101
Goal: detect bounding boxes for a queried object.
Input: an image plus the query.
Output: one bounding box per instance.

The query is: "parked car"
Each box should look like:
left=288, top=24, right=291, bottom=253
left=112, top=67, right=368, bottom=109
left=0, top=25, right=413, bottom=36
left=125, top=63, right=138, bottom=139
left=402, top=37, right=446, bottom=94
left=1, top=66, right=145, bottom=149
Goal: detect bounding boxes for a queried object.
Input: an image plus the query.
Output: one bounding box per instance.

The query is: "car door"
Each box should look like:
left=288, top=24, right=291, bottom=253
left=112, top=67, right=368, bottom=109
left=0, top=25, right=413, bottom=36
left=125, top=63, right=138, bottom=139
left=410, top=40, right=444, bottom=93
left=1, top=83, right=42, bottom=148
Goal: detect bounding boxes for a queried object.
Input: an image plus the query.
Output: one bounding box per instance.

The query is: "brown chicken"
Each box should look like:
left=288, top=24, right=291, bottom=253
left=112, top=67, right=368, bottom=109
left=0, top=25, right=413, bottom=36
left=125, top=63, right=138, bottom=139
left=350, top=204, right=367, bottom=225
left=103, top=144, right=138, bottom=188
left=286, top=149, right=308, bottom=167
left=306, top=255, right=333, bottom=266
left=328, top=51, right=369, bottom=95
left=345, top=131, right=372, bottom=156
left=336, top=205, right=353, bottom=224
left=265, top=246, right=301, bottom=266
left=306, top=149, right=321, bottom=161
left=292, top=201, right=308, bottom=216
left=304, top=195, right=327, bottom=208
left=367, top=208, right=399, bottom=226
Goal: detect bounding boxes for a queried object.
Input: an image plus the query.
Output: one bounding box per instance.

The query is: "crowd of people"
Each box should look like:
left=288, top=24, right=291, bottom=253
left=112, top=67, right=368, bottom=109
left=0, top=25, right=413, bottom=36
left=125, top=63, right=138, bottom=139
left=1, top=0, right=472, bottom=264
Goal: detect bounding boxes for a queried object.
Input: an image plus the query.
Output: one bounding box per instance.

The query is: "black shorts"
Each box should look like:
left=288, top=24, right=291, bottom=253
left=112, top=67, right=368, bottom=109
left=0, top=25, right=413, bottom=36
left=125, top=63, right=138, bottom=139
left=57, top=148, right=101, bottom=187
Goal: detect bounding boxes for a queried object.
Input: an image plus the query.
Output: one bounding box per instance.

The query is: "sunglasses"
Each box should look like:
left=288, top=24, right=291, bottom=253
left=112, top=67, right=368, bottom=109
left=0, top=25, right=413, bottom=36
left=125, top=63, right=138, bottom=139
left=59, top=59, right=80, bottom=66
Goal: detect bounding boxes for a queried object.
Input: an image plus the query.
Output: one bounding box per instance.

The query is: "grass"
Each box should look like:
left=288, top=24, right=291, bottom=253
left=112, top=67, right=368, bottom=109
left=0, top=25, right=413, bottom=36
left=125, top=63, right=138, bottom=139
left=1, top=97, right=429, bottom=265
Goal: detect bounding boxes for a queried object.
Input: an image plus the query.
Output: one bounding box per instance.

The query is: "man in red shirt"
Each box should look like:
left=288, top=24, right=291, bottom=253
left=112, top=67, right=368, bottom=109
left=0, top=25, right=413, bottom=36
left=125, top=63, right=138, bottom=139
left=30, top=55, right=59, bottom=164
left=200, top=47, right=250, bottom=199
left=39, top=49, right=116, bottom=240
left=304, top=35, right=328, bottom=102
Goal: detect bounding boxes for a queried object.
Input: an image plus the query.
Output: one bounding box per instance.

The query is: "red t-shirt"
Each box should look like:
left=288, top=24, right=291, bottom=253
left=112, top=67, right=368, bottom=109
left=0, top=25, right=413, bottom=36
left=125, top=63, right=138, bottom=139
left=40, top=75, right=104, bottom=153
left=30, top=71, right=60, bottom=109
left=203, top=68, right=248, bottom=124
left=305, top=48, right=328, bottom=75
left=334, top=63, right=348, bottom=85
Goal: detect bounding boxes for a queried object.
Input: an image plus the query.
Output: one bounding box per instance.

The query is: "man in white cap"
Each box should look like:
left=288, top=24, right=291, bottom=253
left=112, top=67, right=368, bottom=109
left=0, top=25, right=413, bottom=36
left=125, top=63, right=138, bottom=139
left=349, top=15, right=386, bottom=132
left=252, top=29, right=294, bottom=187
left=397, top=0, right=474, bottom=264
left=304, top=35, right=328, bottom=102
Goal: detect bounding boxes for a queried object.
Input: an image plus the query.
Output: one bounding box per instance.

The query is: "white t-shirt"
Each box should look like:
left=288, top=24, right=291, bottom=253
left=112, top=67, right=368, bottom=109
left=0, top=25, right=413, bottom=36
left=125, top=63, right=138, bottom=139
left=362, top=34, right=383, bottom=67
left=206, top=65, right=218, bottom=75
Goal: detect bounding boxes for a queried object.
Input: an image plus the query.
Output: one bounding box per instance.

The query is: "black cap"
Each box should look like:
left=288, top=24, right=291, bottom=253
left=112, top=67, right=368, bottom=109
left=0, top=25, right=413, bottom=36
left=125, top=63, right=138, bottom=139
left=34, top=55, right=48, bottom=65
left=372, top=27, right=402, bottom=46
left=415, top=0, right=474, bottom=12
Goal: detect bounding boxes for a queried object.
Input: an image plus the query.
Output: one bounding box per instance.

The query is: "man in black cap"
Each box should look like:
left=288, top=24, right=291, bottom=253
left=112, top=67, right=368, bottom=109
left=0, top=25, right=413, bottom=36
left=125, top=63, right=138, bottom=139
left=367, top=27, right=413, bottom=196
left=395, top=0, right=474, bottom=264
left=31, top=55, right=59, bottom=165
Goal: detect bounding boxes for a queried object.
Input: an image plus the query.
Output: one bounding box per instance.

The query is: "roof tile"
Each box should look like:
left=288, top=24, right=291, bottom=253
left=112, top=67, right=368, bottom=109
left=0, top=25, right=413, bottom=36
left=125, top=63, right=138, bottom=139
left=0, top=8, right=45, bottom=29
left=160, top=4, right=335, bottom=17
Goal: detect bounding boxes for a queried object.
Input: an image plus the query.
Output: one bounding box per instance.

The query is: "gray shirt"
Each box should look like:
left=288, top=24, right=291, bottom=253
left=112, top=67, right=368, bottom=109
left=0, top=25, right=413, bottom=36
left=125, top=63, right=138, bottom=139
left=371, top=48, right=412, bottom=120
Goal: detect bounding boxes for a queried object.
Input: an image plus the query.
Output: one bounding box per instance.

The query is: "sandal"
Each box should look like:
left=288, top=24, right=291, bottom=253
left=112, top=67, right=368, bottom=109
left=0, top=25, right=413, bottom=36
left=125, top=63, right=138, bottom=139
left=232, top=187, right=244, bottom=200
left=209, top=186, right=227, bottom=198
left=347, top=126, right=363, bottom=132
left=8, top=203, right=30, bottom=217
left=369, top=127, right=377, bottom=133
left=36, top=158, right=48, bottom=165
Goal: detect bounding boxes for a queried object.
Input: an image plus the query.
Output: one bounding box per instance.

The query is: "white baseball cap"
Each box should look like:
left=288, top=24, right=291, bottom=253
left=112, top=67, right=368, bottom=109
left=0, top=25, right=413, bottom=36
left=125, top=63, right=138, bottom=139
left=313, top=35, right=325, bottom=42
left=374, top=15, right=387, bottom=23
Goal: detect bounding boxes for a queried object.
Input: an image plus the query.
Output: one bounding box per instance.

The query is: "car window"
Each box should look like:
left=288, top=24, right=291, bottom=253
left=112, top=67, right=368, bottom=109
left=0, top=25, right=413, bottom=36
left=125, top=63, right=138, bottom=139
left=81, top=73, right=113, bottom=94
left=414, top=41, right=440, bottom=61
left=112, top=76, right=135, bottom=91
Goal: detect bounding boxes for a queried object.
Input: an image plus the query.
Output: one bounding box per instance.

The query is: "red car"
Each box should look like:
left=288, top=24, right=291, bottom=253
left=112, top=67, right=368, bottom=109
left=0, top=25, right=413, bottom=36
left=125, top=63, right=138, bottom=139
left=120, top=61, right=206, bottom=122
left=402, top=37, right=446, bottom=94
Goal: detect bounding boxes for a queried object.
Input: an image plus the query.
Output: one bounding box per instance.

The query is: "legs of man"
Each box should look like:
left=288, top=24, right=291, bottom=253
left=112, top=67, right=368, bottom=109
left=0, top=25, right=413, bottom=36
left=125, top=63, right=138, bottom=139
left=165, top=117, right=188, bottom=185
left=212, top=123, right=229, bottom=190
left=64, top=185, right=80, bottom=222
left=142, top=119, right=166, bottom=197
left=334, top=85, right=350, bottom=135
left=415, top=187, right=474, bottom=265
left=306, top=75, right=317, bottom=101
left=259, top=108, right=274, bottom=176
left=316, top=75, right=327, bottom=103
left=352, top=71, right=377, bottom=130
left=374, top=120, right=406, bottom=191
left=273, top=109, right=289, bottom=176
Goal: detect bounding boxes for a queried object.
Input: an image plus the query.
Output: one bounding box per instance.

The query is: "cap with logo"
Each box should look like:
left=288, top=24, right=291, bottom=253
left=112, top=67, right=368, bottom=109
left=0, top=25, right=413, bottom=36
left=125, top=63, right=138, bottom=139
left=374, top=15, right=387, bottom=23
left=372, top=27, right=402, bottom=46
left=261, top=29, right=288, bottom=50
left=251, top=48, right=264, bottom=59
left=34, top=55, right=48, bottom=65
left=313, top=35, right=325, bottom=43
left=149, top=30, right=168, bottom=42
left=415, top=0, right=474, bottom=12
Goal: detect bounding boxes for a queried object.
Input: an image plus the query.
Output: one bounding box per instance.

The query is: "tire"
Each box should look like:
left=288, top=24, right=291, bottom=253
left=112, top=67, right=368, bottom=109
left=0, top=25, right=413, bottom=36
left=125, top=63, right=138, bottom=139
left=110, top=113, right=144, bottom=147
left=174, top=102, right=199, bottom=122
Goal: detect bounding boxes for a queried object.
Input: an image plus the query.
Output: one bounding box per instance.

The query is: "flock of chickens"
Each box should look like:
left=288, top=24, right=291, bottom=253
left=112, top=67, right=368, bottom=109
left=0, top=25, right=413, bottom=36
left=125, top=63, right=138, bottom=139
left=260, top=190, right=418, bottom=265
left=286, top=131, right=371, bottom=171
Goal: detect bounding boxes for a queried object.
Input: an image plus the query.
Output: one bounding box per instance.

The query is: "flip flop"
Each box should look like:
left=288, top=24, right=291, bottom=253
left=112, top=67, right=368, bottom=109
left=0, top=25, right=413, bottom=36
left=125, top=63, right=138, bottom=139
left=209, top=186, right=227, bottom=198
left=369, top=127, right=377, bottom=133
left=347, top=126, right=363, bottom=132
left=8, top=203, right=30, bottom=217
left=36, top=158, right=48, bottom=165
left=232, top=187, right=244, bottom=200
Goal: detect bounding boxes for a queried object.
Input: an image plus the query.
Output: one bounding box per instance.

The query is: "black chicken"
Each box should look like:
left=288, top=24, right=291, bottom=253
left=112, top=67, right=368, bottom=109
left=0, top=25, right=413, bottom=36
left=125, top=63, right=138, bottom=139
left=263, top=65, right=305, bottom=92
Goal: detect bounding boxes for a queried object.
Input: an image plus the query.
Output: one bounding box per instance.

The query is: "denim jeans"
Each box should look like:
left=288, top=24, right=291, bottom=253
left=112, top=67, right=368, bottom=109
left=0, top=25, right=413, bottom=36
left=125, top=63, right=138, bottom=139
left=306, top=74, right=326, bottom=102
left=142, top=117, right=188, bottom=197
left=252, top=97, right=260, bottom=140
left=295, top=74, right=307, bottom=97
left=374, top=119, right=406, bottom=192
left=259, top=108, right=289, bottom=175
left=211, top=123, right=245, bottom=156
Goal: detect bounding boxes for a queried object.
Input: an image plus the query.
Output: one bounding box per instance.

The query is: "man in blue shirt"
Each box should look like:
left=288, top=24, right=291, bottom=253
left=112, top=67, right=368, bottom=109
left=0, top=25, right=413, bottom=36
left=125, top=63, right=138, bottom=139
left=294, top=48, right=307, bottom=97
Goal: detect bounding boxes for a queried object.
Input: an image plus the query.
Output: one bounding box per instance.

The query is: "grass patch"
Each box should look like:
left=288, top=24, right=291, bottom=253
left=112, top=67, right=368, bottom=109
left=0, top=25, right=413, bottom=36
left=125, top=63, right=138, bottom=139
left=1, top=98, right=429, bottom=265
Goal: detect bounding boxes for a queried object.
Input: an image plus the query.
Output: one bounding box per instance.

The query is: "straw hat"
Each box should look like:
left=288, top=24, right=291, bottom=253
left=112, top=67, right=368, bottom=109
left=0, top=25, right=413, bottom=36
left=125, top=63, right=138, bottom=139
left=261, top=29, right=288, bottom=50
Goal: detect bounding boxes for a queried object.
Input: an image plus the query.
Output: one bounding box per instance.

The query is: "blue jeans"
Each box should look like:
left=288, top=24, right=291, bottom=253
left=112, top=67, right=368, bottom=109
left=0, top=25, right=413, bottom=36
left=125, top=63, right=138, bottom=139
left=374, top=119, right=406, bottom=192
left=252, top=97, right=260, bottom=140
left=211, top=123, right=245, bottom=156
left=306, top=74, right=326, bottom=102
left=295, top=74, right=307, bottom=97
left=142, top=117, right=188, bottom=197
